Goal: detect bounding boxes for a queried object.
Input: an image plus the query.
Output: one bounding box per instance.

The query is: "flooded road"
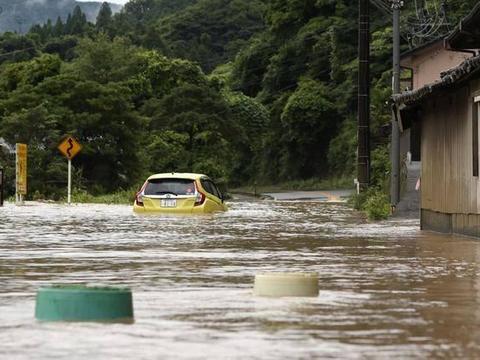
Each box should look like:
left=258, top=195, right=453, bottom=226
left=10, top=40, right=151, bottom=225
left=1, top=200, right=480, bottom=359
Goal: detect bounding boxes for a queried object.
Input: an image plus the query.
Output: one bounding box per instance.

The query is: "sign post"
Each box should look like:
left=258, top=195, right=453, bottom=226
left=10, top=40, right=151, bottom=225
left=58, top=136, right=82, bottom=205
left=15, top=143, right=27, bottom=205
left=68, top=158, right=72, bottom=205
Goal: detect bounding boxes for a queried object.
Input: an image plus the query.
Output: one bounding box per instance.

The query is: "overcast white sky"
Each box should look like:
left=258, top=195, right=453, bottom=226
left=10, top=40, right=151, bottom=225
left=77, top=0, right=128, bottom=4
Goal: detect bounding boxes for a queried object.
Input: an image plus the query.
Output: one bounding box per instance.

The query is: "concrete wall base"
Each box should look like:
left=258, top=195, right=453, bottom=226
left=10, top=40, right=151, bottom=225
left=421, top=209, right=480, bottom=238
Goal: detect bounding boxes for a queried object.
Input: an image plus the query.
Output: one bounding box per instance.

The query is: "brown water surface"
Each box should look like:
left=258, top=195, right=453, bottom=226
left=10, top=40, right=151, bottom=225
left=1, top=200, right=480, bottom=359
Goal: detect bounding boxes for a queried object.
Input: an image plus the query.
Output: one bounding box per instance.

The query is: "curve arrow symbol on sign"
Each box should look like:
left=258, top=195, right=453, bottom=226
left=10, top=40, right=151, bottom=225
left=58, top=136, right=81, bottom=160
left=66, top=138, right=74, bottom=158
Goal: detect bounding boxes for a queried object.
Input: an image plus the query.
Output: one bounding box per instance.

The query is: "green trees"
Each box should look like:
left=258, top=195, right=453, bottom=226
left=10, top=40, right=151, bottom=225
left=223, top=90, right=268, bottom=183
left=96, top=3, right=113, bottom=31
left=31, top=6, right=93, bottom=40
left=109, top=0, right=195, bottom=50
left=73, top=35, right=142, bottom=84
left=132, top=51, right=240, bottom=180
left=0, top=44, right=146, bottom=195
left=0, top=32, right=37, bottom=64
left=156, top=0, right=266, bottom=72
left=68, top=81, right=145, bottom=191
left=151, top=84, right=234, bottom=178
left=226, top=0, right=363, bottom=182
left=0, top=28, right=249, bottom=197
left=279, top=79, right=338, bottom=179
left=66, top=6, right=89, bottom=35
left=0, top=0, right=477, bottom=199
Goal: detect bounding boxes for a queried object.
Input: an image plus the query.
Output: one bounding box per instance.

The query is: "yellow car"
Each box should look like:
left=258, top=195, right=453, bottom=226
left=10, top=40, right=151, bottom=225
left=133, top=173, right=228, bottom=214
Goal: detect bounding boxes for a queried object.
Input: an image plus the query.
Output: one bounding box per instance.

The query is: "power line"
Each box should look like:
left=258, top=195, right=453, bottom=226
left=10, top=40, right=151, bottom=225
left=370, top=0, right=451, bottom=48
left=0, top=47, right=36, bottom=58
left=404, top=0, right=451, bottom=47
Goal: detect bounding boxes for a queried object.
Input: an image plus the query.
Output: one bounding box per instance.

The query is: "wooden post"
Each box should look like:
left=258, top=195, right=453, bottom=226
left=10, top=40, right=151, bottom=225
left=391, top=0, right=403, bottom=208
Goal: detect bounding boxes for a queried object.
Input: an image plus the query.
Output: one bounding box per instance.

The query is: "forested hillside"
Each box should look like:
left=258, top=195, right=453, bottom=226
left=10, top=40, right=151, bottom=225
left=0, top=0, right=477, bottom=199
left=0, top=0, right=122, bottom=33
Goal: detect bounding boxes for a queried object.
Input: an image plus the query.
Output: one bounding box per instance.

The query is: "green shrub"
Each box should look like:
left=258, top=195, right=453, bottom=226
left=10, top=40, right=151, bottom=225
left=370, top=146, right=391, bottom=189
left=70, top=187, right=136, bottom=204
left=349, top=188, right=391, bottom=220
left=364, top=191, right=390, bottom=220
left=349, top=191, right=368, bottom=211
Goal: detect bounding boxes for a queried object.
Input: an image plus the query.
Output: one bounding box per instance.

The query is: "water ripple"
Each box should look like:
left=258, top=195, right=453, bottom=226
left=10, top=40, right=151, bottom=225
left=1, top=201, right=480, bottom=359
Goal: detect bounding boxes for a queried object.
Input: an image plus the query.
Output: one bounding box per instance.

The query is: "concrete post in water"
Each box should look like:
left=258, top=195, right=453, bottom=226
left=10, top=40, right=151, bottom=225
left=254, top=272, right=319, bottom=297
left=357, top=0, right=371, bottom=192
left=390, top=0, right=403, bottom=208
left=35, top=285, right=134, bottom=322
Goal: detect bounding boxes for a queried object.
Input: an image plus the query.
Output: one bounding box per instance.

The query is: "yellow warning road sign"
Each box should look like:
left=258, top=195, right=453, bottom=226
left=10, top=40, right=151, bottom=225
left=16, top=143, right=27, bottom=195
left=58, top=136, right=82, bottom=160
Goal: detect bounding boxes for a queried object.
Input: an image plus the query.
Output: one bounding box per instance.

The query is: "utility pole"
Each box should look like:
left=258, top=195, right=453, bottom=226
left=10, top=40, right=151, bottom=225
left=357, top=0, right=370, bottom=192
left=390, top=0, right=403, bottom=209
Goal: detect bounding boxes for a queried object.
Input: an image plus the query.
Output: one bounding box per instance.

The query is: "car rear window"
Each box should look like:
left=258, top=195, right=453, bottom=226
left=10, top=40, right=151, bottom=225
left=144, top=178, right=195, bottom=196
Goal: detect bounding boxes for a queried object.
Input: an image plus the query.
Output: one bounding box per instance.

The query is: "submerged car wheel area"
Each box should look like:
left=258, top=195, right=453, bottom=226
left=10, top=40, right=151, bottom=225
left=133, top=173, right=228, bottom=214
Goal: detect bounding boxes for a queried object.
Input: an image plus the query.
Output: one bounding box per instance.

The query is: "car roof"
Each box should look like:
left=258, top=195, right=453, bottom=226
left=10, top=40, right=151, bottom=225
left=147, top=173, right=208, bottom=181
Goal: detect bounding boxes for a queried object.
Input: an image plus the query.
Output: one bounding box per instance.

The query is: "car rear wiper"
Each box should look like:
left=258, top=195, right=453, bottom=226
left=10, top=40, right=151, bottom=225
left=154, top=191, right=178, bottom=195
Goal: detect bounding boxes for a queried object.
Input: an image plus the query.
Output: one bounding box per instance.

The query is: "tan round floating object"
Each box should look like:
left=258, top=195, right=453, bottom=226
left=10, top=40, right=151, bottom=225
left=254, top=272, right=319, bottom=297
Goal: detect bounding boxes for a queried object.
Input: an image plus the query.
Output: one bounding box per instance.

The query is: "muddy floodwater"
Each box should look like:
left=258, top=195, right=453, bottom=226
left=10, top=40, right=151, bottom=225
left=1, top=200, right=480, bottom=359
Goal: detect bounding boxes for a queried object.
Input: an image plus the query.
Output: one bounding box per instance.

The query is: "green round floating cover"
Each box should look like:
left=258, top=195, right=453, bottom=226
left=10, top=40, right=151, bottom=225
left=35, top=285, right=134, bottom=322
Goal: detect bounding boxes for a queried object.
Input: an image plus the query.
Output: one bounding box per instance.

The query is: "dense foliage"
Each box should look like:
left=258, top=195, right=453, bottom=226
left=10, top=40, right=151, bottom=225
left=0, top=0, right=477, bottom=199
left=0, top=0, right=122, bottom=33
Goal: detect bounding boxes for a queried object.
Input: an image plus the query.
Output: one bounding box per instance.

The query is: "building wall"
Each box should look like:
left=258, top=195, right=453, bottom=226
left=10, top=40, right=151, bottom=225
left=421, top=210, right=480, bottom=238
left=400, top=43, right=471, bottom=162
left=402, top=42, right=471, bottom=90
left=421, top=80, right=480, bottom=237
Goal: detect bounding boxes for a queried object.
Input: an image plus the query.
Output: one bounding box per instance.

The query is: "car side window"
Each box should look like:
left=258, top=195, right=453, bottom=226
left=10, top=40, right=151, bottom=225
left=201, top=178, right=221, bottom=199
left=210, top=181, right=223, bottom=200
left=200, top=179, right=213, bottom=195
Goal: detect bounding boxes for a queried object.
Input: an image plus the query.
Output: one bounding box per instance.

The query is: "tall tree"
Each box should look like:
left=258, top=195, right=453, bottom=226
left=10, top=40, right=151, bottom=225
left=53, top=17, right=64, bottom=37
left=96, top=2, right=113, bottom=31
left=67, top=6, right=87, bottom=35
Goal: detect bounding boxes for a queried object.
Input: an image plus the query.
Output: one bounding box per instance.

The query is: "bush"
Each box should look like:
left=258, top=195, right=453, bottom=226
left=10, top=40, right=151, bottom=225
left=70, top=187, right=136, bottom=204
left=349, top=188, right=391, bottom=220
left=370, top=146, right=390, bottom=189
left=364, top=190, right=390, bottom=220
left=349, top=191, right=368, bottom=211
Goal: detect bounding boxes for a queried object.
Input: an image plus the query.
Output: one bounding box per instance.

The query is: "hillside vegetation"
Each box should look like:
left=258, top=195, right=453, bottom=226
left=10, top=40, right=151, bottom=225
left=0, top=0, right=121, bottom=33
left=0, top=0, right=477, bottom=199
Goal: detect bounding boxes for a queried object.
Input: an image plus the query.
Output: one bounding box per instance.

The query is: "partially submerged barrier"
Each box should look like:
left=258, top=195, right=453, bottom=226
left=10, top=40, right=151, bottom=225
left=254, top=272, right=319, bottom=297
left=35, top=285, right=134, bottom=323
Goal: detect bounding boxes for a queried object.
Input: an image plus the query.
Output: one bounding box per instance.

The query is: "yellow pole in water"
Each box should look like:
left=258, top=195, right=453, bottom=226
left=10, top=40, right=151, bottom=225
left=15, top=143, right=27, bottom=206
